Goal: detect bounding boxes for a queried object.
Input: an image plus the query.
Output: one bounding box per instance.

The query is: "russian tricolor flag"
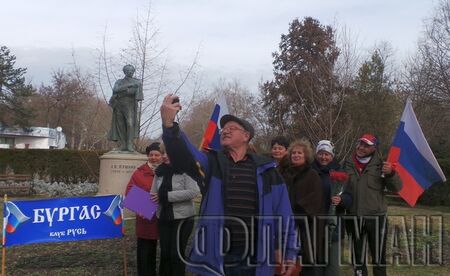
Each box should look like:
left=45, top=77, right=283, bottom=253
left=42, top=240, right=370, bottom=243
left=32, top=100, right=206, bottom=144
left=387, top=99, right=446, bottom=207
left=4, top=201, right=30, bottom=233
left=103, top=195, right=123, bottom=225
left=199, top=94, right=229, bottom=151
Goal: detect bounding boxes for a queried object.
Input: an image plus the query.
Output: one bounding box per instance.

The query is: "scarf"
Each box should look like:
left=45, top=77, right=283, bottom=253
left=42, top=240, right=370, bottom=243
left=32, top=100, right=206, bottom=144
left=155, top=163, right=175, bottom=221
left=312, top=160, right=340, bottom=212
left=147, top=162, right=159, bottom=171
left=353, top=153, right=372, bottom=175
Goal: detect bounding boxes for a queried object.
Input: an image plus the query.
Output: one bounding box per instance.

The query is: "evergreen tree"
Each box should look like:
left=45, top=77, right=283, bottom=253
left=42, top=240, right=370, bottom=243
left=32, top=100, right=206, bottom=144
left=261, top=17, right=345, bottom=144
left=0, top=46, right=34, bottom=126
left=348, top=49, right=400, bottom=150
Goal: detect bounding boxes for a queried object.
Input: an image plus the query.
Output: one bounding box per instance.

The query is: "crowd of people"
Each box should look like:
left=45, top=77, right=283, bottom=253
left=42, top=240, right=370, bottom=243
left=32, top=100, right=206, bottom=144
left=125, top=94, right=402, bottom=276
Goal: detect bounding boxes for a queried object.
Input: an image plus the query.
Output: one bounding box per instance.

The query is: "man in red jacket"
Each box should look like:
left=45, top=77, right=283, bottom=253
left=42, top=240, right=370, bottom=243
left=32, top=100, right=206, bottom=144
left=125, top=142, right=163, bottom=276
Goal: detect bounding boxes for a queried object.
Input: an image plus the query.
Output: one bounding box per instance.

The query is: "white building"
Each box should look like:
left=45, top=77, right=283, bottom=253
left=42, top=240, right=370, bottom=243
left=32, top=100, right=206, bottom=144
left=0, top=126, right=66, bottom=149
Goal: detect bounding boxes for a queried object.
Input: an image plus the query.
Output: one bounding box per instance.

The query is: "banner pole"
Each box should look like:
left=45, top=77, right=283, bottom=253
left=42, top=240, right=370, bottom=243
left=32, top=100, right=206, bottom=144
left=2, top=194, right=7, bottom=276
left=122, top=236, right=128, bottom=276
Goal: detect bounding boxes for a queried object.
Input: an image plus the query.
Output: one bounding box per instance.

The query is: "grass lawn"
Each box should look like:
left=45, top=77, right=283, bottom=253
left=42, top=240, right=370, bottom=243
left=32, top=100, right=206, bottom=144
left=1, top=197, right=449, bottom=275
left=339, top=200, right=450, bottom=276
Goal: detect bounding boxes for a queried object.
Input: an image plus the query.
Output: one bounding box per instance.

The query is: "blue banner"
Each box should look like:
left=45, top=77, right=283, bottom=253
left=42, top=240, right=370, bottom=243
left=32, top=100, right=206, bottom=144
left=3, top=195, right=123, bottom=247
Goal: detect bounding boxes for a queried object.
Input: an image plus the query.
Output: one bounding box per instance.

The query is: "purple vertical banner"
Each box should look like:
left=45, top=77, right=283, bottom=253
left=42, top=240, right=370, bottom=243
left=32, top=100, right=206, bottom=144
left=3, top=195, right=124, bottom=247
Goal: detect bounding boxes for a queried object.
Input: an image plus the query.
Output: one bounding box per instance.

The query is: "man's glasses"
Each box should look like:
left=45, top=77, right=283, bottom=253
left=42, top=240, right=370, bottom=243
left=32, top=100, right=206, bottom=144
left=219, top=126, right=246, bottom=134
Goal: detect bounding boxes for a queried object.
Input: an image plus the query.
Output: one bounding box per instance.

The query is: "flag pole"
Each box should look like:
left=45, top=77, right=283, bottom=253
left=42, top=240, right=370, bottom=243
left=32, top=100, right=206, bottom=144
left=2, top=194, right=7, bottom=276
left=122, top=235, right=128, bottom=276
left=376, top=148, right=386, bottom=178
left=121, top=198, right=128, bottom=276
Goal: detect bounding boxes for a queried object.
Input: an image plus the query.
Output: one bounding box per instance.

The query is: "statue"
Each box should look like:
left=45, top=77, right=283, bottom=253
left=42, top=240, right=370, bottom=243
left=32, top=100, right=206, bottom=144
left=108, top=65, right=143, bottom=152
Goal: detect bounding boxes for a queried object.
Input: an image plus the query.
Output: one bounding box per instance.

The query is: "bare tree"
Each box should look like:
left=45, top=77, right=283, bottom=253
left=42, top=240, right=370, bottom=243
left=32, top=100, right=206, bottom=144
left=96, top=1, right=200, bottom=151
left=32, top=67, right=112, bottom=150
left=180, top=92, right=215, bottom=147
left=402, top=0, right=450, bottom=154
left=181, top=79, right=271, bottom=152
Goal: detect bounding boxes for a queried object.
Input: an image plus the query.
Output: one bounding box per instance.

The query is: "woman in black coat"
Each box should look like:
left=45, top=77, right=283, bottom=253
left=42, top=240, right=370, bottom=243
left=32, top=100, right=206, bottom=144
left=279, top=139, right=325, bottom=276
left=311, top=140, right=352, bottom=276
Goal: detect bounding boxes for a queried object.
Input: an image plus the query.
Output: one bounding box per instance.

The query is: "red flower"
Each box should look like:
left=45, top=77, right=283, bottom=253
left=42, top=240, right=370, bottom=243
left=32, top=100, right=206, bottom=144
left=330, top=171, right=349, bottom=183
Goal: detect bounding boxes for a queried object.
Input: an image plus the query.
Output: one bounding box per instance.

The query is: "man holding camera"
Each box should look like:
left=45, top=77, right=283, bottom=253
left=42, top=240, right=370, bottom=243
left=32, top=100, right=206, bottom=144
left=160, top=94, right=297, bottom=275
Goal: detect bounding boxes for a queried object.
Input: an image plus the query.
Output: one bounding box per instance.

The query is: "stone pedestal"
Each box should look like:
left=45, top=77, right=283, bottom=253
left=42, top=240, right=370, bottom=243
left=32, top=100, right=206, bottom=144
left=98, top=151, right=147, bottom=196
left=98, top=152, right=147, bottom=218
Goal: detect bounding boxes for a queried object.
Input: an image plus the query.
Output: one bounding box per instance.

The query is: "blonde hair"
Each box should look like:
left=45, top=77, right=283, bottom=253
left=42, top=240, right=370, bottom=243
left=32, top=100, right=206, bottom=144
left=288, top=138, right=314, bottom=165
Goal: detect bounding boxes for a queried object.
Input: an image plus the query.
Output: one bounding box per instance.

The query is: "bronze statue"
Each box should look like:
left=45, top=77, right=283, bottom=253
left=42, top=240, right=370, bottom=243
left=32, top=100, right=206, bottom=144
left=108, top=65, right=143, bottom=152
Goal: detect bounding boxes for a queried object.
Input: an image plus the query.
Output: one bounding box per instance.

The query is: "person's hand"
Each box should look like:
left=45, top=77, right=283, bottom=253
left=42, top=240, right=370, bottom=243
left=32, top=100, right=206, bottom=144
left=382, top=161, right=394, bottom=175
left=281, top=259, right=296, bottom=276
left=150, top=193, right=159, bottom=203
left=274, top=249, right=282, bottom=275
left=160, top=94, right=182, bottom=128
left=331, top=195, right=342, bottom=205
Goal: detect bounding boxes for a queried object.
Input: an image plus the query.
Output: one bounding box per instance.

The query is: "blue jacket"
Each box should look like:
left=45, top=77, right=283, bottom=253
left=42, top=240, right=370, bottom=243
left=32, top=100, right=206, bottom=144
left=163, top=124, right=298, bottom=275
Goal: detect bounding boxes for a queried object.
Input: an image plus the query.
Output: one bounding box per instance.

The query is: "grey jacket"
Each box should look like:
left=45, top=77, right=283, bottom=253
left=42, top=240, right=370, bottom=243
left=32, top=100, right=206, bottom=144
left=151, top=173, right=200, bottom=219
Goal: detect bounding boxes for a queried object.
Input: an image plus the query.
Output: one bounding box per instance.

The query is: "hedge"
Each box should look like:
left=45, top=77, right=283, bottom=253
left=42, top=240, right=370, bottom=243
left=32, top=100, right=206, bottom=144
left=0, top=149, right=106, bottom=183
left=0, top=149, right=448, bottom=205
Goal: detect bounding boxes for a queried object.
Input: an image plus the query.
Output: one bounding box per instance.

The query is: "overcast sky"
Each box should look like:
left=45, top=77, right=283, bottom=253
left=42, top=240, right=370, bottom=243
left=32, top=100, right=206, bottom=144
left=2, top=0, right=437, bottom=93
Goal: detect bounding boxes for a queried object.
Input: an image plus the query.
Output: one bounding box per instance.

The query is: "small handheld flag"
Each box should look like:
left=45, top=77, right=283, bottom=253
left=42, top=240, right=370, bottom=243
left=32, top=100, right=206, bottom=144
left=199, top=94, right=229, bottom=151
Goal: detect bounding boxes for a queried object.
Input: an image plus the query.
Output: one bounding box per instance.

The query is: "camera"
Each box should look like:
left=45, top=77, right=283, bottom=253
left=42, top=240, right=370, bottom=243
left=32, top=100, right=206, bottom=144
left=172, top=97, right=181, bottom=111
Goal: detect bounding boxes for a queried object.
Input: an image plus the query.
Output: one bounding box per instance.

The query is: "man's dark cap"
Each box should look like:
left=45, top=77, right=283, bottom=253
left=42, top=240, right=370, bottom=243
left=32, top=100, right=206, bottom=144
left=220, top=114, right=255, bottom=141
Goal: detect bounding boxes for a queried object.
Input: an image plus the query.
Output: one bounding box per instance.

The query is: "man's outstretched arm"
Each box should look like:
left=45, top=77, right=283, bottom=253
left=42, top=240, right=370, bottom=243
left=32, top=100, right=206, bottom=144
left=160, top=94, right=209, bottom=177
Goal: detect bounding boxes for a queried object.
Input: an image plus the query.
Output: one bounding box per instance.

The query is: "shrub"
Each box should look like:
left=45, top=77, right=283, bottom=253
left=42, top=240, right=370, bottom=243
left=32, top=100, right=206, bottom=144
left=32, top=180, right=98, bottom=197
left=0, top=149, right=106, bottom=183
left=417, top=158, right=450, bottom=206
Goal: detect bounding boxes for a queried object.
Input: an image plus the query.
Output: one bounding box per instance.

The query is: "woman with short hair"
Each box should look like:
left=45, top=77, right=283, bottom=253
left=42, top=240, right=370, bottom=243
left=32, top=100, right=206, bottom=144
left=270, top=135, right=290, bottom=168
left=125, top=142, right=164, bottom=276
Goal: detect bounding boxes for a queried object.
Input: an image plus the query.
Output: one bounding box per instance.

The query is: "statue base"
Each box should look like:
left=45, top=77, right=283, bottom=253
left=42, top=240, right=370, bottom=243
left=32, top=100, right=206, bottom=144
left=98, top=151, right=147, bottom=218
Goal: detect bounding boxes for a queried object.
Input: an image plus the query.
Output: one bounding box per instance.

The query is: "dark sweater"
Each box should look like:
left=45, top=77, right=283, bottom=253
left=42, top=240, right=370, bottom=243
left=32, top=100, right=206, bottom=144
left=312, top=160, right=340, bottom=213
left=224, top=156, right=258, bottom=251
left=279, top=163, right=325, bottom=264
left=279, top=164, right=324, bottom=216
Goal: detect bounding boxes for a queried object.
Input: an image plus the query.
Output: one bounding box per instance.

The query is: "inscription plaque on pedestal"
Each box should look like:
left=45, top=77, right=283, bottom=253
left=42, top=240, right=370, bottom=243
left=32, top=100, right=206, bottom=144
left=97, top=152, right=147, bottom=196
